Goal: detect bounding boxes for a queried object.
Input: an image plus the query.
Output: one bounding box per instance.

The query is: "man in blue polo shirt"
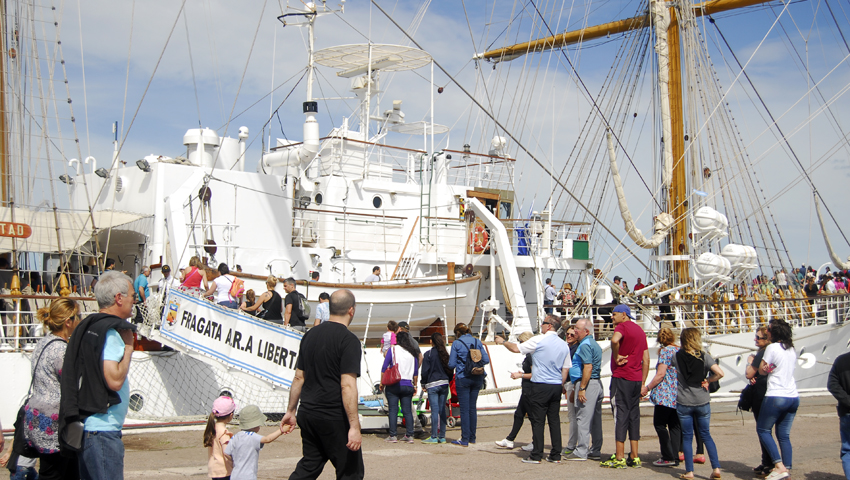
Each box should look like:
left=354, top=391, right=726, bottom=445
left=565, top=317, right=603, bottom=461
left=496, top=315, right=571, bottom=464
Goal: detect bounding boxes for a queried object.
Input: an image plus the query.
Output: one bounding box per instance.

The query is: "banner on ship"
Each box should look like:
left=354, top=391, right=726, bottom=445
left=159, top=289, right=302, bottom=388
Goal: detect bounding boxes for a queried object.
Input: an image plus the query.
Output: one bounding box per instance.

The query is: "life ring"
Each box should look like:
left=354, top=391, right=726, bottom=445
left=578, top=233, right=588, bottom=241
left=469, top=225, right=489, bottom=253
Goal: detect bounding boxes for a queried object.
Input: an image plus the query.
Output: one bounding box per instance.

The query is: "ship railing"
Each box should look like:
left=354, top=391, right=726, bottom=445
left=491, top=220, right=591, bottom=258
left=581, top=292, right=849, bottom=339
left=0, top=292, right=99, bottom=352
left=315, top=137, right=515, bottom=190
left=291, top=207, right=407, bottom=250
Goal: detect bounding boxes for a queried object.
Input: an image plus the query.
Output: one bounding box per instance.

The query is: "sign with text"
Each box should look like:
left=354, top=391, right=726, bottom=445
left=160, top=289, right=303, bottom=388
left=0, top=222, right=31, bottom=239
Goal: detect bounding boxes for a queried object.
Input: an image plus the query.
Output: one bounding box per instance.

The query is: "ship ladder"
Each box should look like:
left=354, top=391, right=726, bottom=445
left=395, top=253, right=421, bottom=280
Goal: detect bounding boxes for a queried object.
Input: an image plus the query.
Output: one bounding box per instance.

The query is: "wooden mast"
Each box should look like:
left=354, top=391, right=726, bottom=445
left=476, top=0, right=777, bottom=283
left=667, top=8, right=689, bottom=283
left=0, top=0, right=8, bottom=207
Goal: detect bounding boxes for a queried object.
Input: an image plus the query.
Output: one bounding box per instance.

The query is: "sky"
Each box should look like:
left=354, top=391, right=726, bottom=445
left=20, top=0, right=850, bottom=282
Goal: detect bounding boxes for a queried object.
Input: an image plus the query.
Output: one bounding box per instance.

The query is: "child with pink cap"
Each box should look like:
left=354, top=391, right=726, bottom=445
left=204, top=396, right=236, bottom=480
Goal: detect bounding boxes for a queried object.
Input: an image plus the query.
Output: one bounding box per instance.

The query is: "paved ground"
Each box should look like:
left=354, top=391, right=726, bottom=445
left=120, top=396, right=845, bottom=479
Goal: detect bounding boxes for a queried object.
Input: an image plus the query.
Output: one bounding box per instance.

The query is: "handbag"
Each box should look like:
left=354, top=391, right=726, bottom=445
left=738, top=383, right=755, bottom=411
left=13, top=338, right=62, bottom=459
left=381, top=346, right=401, bottom=386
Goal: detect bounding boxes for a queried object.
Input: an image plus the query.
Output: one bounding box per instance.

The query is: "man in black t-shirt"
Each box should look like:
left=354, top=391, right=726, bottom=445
left=281, top=289, right=363, bottom=479
left=283, top=277, right=307, bottom=332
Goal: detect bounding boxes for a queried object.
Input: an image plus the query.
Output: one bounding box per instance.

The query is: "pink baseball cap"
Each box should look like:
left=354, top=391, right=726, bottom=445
left=212, top=396, right=236, bottom=416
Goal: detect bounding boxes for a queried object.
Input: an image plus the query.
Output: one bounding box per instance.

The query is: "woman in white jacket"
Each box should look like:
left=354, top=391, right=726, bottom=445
left=381, top=331, right=420, bottom=443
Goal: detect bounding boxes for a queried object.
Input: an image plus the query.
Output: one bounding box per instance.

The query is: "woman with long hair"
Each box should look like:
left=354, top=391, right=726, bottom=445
left=673, top=328, right=724, bottom=480
left=27, top=298, right=81, bottom=479
left=643, top=327, right=680, bottom=467
left=420, top=332, right=453, bottom=444
left=381, top=330, right=420, bottom=443
left=756, top=319, right=798, bottom=480
left=448, top=323, right=490, bottom=446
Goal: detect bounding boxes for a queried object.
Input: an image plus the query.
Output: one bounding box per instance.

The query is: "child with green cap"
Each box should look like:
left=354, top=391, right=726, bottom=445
left=225, top=405, right=290, bottom=480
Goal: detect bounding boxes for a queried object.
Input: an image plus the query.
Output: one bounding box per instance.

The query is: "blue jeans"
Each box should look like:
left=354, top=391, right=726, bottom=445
left=10, top=466, right=37, bottom=480
left=218, top=300, right=238, bottom=309
left=385, top=383, right=415, bottom=437
left=456, top=376, right=484, bottom=443
left=427, top=384, right=449, bottom=439
left=79, top=431, right=124, bottom=480
left=677, top=404, right=720, bottom=472
left=757, top=396, right=799, bottom=468
left=840, top=414, right=850, bottom=480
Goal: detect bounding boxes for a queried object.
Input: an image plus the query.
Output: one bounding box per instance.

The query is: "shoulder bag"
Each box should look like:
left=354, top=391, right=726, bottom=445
left=13, top=338, right=62, bottom=459
left=381, top=346, right=401, bottom=386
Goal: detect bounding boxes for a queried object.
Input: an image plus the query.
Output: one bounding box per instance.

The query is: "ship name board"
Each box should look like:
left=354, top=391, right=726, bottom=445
left=0, top=222, right=31, bottom=238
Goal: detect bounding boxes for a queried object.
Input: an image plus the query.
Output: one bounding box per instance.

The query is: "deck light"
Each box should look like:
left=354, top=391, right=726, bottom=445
left=95, top=168, right=109, bottom=179
left=136, top=159, right=151, bottom=172
left=58, top=174, right=74, bottom=185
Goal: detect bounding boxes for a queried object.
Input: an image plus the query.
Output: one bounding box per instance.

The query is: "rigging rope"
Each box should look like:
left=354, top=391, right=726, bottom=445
left=370, top=0, right=655, bottom=274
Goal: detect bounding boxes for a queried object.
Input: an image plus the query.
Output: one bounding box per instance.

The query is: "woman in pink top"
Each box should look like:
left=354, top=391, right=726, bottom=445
left=181, top=256, right=207, bottom=294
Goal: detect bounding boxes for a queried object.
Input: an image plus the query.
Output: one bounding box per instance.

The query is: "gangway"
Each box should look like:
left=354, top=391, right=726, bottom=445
left=465, top=198, right=533, bottom=340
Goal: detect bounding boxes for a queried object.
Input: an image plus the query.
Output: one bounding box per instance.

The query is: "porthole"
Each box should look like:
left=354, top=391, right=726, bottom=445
left=219, top=389, right=234, bottom=399
left=372, top=195, right=383, bottom=208
left=314, top=193, right=323, bottom=205
left=129, top=393, right=145, bottom=412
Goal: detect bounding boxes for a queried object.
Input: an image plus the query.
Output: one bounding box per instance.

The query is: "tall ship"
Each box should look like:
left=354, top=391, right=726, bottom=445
left=0, top=0, right=848, bottom=428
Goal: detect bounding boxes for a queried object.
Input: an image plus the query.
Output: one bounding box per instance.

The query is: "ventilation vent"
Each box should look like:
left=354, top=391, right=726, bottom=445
left=115, top=176, right=126, bottom=193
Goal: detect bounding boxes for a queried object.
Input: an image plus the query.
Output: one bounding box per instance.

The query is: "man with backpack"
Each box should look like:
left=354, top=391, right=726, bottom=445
left=496, top=315, right=571, bottom=464
left=283, top=277, right=308, bottom=332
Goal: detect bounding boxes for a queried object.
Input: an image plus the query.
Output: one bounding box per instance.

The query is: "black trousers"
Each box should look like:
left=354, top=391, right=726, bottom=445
left=653, top=405, right=681, bottom=462
left=39, top=452, right=79, bottom=480
left=506, top=389, right=531, bottom=441
left=289, top=410, right=364, bottom=480
left=529, top=383, right=564, bottom=461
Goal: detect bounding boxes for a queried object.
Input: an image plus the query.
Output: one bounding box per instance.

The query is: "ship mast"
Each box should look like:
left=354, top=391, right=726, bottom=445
left=0, top=0, right=8, bottom=207
left=475, top=0, right=779, bottom=284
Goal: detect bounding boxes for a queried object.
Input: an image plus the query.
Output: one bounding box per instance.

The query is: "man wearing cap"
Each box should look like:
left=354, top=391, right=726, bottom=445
left=495, top=315, right=571, bottom=464
left=281, top=289, right=364, bottom=479
left=566, top=318, right=604, bottom=461
left=600, top=304, right=649, bottom=469
left=157, top=265, right=179, bottom=296
left=612, top=276, right=624, bottom=304
left=543, top=279, right=556, bottom=314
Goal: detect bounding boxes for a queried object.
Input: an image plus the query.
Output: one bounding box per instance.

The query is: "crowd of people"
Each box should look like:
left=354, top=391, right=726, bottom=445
left=4, top=259, right=850, bottom=480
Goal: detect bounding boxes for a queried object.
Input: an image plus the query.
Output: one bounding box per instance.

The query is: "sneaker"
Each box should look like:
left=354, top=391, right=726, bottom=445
left=521, top=443, right=535, bottom=452
left=401, top=435, right=414, bottom=444
left=522, top=458, right=541, bottom=464
left=653, top=459, right=677, bottom=467
left=764, top=470, right=789, bottom=480
left=562, top=448, right=574, bottom=455
left=451, top=439, right=468, bottom=447
left=438, top=438, right=446, bottom=444
left=546, top=457, right=562, bottom=464
left=600, top=456, right=627, bottom=469
left=384, top=436, right=397, bottom=443
left=495, top=439, right=515, bottom=449
left=588, top=453, right=602, bottom=461
left=694, top=455, right=706, bottom=464
left=566, top=453, right=587, bottom=461
left=627, top=457, right=642, bottom=468
left=421, top=437, right=439, bottom=444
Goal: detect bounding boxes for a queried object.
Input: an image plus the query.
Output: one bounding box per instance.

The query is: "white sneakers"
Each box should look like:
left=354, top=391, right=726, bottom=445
left=494, top=439, right=514, bottom=449
left=521, top=443, right=534, bottom=452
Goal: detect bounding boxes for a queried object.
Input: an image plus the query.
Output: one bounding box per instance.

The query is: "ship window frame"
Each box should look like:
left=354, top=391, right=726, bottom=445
left=314, top=192, right=323, bottom=205
left=372, top=195, right=383, bottom=209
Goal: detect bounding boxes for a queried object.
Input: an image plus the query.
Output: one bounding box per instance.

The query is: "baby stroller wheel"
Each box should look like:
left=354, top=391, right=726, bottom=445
left=447, top=416, right=456, bottom=428
left=418, top=413, right=429, bottom=428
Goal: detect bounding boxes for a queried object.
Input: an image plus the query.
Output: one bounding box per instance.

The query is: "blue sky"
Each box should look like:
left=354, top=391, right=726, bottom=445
left=34, top=0, right=850, bottom=280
